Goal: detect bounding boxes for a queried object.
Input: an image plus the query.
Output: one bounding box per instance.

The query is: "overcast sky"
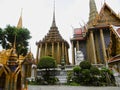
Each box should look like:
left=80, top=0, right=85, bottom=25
left=0, top=0, right=120, bottom=62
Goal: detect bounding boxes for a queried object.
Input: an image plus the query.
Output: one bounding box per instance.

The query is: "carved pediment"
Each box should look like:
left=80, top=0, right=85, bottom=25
left=96, top=3, right=120, bottom=26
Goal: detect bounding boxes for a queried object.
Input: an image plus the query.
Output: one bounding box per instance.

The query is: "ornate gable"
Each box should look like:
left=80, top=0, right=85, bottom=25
left=95, top=3, right=120, bottom=26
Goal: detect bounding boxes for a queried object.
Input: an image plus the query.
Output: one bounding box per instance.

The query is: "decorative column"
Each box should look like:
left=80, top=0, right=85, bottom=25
left=90, top=35, right=93, bottom=62
left=95, top=33, right=101, bottom=63
left=10, top=73, right=14, bottom=90
left=36, top=44, right=40, bottom=64
left=45, top=43, right=47, bottom=56
left=40, top=43, right=42, bottom=59
left=72, top=41, right=75, bottom=65
left=5, top=75, right=10, bottom=90
left=57, top=42, right=60, bottom=64
left=14, top=70, right=20, bottom=90
left=64, top=44, right=67, bottom=64
left=52, top=42, right=54, bottom=57
left=89, top=35, right=92, bottom=62
left=13, top=75, right=17, bottom=90
left=86, top=37, right=89, bottom=60
left=76, top=41, right=79, bottom=51
left=62, top=42, right=64, bottom=56
left=90, top=30, right=97, bottom=64
left=66, top=46, right=69, bottom=64
left=21, top=65, right=25, bottom=89
left=100, top=29, right=108, bottom=67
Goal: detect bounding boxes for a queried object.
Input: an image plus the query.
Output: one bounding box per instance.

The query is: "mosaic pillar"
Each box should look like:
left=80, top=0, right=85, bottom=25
left=90, top=31, right=97, bottom=64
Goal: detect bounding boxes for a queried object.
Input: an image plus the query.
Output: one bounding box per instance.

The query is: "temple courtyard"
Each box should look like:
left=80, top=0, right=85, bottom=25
left=28, top=85, right=120, bottom=90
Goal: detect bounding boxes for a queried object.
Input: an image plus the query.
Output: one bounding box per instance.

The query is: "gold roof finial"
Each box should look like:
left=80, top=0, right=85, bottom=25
left=17, top=8, right=23, bottom=28
left=8, top=25, right=18, bottom=64
left=26, top=46, right=34, bottom=60
left=7, top=9, right=23, bottom=65
left=8, top=34, right=18, bottom=65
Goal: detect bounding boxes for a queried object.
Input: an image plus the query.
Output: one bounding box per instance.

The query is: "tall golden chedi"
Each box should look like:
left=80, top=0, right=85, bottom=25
left=36, top=2, right=69, bottom=65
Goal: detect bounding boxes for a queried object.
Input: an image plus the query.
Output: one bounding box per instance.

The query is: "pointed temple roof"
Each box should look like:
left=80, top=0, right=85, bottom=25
left=98, top=2, right=120, bottom=25
left=40, top=1, right=69, bottom=45
left=90, top=2, right=120, bottom=27
left=41, top=18, right=66, bottom=43
left=17, top=9, right=23, bottom=28
left=89, top=0, right=98, bottom=24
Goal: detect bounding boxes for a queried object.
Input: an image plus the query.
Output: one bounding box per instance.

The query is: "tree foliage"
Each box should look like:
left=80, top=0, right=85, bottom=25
left=38, top=56, right=57, bottom=69
left=73, top=66, right=81, bottom=73
left=90, top=66, right=100, bottom=75
left=0, top=25, right=31, bottom=56
left=79, top=61, right=91, bottom=69
left=37, top=56, right=57, bottom=85
left=67, top=61, right=116, bottom=86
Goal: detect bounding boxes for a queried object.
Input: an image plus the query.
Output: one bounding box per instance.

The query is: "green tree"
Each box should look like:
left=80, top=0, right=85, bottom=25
left=79, top=61, right=91, bottom=69
left=37, top=56, right=57, bottom=85
left=90, top=66, right=100, bottom=75
left=70, top=61, right=101, bottom=86
left=73, top=66, right=81, bottom=73
left=67, top=61, right=115, bottom=86
left=38, top=56, right=56, bottom=69
left=100, top=67, right=115, bottom=86
left=0, top=28, right=7, bottom=49
left=0, top=25, right=31, bottom=56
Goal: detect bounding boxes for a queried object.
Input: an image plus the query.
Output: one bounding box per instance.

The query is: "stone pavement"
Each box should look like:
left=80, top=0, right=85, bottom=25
left=28, top=85, right=120, bottom=90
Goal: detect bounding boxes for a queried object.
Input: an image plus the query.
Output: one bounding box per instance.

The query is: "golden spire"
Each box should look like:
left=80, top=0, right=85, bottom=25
left=8, top=34, right=18, bottom=65
left=17, top=8, right=23, bottom=28
left=8, top=26, right=18, bottom=64
left=51, top=0, right=56, bottom=28
left=7, top=9, right=23, bottom=65
left=89, top=0, right=98, bottom=22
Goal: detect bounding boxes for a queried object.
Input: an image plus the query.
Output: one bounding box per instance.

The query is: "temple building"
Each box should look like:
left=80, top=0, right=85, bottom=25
left=0, top=12, right=33, bottom=90
left=36, top=4, right=70, bottom=65
left=71, top=0, right=120, bottom=70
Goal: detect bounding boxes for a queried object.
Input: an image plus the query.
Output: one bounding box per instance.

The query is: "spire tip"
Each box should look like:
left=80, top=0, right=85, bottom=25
left=51, top=0, right=56, bottom=27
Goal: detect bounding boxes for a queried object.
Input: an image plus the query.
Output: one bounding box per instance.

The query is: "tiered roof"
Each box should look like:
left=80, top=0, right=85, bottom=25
left=89, top=2, right=120, bottom=27
left=42, top=26, right=64, bottom=42
left=39, top=4, right=69, bottom=47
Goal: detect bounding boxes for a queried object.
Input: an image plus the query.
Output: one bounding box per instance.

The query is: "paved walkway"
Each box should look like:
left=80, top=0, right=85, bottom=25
left=28, top=85, right=120, bottom=90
